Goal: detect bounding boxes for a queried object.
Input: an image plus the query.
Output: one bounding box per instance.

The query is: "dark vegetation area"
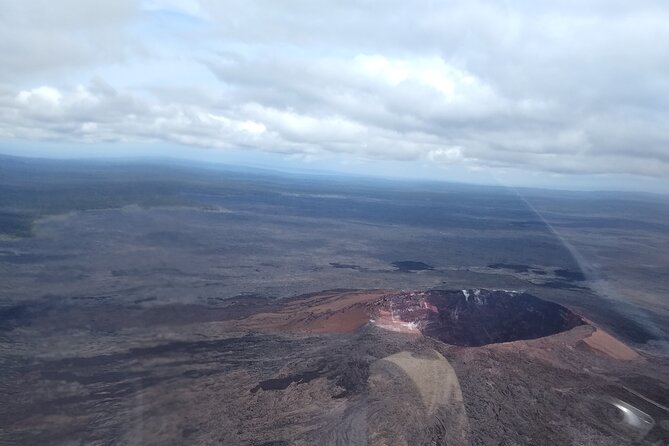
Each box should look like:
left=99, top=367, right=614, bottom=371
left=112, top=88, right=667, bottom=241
left=392, top=261, right=434, bottom=272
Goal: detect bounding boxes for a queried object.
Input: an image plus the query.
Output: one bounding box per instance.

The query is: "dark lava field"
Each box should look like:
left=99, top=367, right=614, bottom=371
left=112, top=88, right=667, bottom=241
left=2, top=156, right=669, bottom=445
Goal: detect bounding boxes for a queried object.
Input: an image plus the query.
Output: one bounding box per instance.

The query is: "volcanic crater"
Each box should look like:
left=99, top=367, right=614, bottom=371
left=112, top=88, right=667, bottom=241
left=370, top=289, right=585, bottom=346
left=241, top=288, right=586, bottom=347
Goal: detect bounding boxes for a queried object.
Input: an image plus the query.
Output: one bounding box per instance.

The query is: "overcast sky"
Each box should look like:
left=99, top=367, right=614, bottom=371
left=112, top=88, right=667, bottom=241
left=1, top=0, right=668, bottom=191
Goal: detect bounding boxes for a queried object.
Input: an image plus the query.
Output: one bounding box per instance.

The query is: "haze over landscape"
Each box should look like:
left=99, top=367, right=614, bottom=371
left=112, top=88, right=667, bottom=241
left=1, top=1, right=669, bottom=445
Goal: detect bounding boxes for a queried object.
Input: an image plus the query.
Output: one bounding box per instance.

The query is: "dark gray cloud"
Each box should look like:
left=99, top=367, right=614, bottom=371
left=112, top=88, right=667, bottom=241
left=1, top=0, right=668, bottom=179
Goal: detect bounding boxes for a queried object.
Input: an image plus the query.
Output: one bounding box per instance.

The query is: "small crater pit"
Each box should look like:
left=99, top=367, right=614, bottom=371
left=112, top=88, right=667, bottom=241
left=372, top=289, right=584, bottom=346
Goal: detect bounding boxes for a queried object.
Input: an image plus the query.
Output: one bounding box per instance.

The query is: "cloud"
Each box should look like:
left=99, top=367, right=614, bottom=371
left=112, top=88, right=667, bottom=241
left=0, top=0, right=139, bottom=81
left=428, top=148, right=465, bottom=164
left=141, top=0, right=204, bottom=18
left=16, top=86, right=64, bottom=107
left=1, top=0, right=668, bottom=180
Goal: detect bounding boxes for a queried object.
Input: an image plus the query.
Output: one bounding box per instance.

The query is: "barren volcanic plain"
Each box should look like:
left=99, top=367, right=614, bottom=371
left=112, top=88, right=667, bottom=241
left=1, top=156, right=669, bottom=445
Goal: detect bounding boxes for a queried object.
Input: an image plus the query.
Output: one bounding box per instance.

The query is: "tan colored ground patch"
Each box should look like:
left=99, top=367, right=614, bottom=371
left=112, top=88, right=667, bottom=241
left=381, top=350, right=464, bottom=415
left=583, top=327, right=640, bottom=360
left=367, top=349, right=469, bottom=446
left=239, top=290, right=389, bottom=334
left=298, top=306, right=371, bottom=333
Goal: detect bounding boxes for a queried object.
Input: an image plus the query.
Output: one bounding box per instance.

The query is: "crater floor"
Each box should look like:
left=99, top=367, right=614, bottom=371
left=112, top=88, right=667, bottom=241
left=370, top=289, right=586, bottom=346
